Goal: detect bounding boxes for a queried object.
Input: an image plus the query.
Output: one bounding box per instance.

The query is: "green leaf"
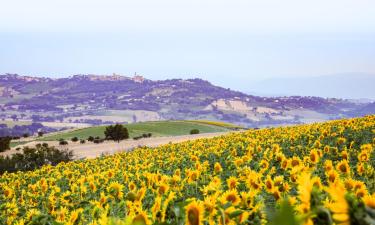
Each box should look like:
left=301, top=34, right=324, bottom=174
left=268, top=200, right=299, bottom=225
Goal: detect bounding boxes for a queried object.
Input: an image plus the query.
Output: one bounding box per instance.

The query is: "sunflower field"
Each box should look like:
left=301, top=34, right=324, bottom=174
left=1, top=115, right=374, bottom=225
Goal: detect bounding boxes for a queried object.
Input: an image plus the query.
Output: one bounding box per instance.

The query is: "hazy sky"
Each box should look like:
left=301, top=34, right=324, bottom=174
left=1, top=0, right=374, bottom=92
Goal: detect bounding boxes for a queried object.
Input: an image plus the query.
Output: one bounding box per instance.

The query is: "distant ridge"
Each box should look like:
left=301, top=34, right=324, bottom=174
left=0, top=73, right=374, bottom=127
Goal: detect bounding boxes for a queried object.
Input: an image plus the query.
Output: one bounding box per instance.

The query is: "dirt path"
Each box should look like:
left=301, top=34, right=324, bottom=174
left=2, top=132, right=233, bottom=159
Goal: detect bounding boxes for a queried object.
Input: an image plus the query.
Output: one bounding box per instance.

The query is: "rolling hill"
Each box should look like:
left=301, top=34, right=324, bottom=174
left=0, top=73, right=374, bottom=129
left=37, top=120, right=237, bottom=141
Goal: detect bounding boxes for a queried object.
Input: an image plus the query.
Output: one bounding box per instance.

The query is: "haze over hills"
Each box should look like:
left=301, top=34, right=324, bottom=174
left=0, top=73, right=374, bottom=129
left=247, top=73, right=375, bottom=100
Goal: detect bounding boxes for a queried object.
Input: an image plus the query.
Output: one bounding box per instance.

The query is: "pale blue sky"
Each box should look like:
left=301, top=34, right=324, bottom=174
left=0, top=0, right=375, bottom=92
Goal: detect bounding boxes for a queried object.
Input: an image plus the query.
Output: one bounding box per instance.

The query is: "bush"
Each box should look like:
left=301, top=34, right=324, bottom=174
left=80, top=139, right=86, bottom=144
left=104, top=124, right=129, bottom=142
left=0, top=136, right=11, bottom=152
left=93, top=139, right=104, bottom=144
left=190, top=129, right=200, bottom=135
left=71, top=137, right=79, bottom=142
left=87, top=136, right=94, bottom=142
left=22, top=133, right=29, bottom=138
left=38, top=131, right=44, bottom=137
left=59, top=139, right=68, bottom=145
left=0, top=145, right=73, bottom=174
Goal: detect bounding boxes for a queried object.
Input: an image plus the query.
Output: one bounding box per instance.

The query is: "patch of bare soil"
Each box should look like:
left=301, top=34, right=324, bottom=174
left=3, top=132, right=233, bottom=159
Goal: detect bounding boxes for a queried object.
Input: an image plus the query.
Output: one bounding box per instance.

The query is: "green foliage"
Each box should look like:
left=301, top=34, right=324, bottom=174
left=0, top=145, right=73, bottom=174
left=0, top=136, right=11, bottom=152
left=190, top=129, right=200, bottom=135
left=268, top=200, right=299, bottom=225
left=105, top=124, right=129, bottom=142
left=71, top=136, right=79, bottom=142
left=59, top=139, right=68, bottom=145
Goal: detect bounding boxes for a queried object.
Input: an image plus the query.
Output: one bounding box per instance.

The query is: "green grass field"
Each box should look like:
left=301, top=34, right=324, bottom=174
left=38, top=120, right=235, bottom=141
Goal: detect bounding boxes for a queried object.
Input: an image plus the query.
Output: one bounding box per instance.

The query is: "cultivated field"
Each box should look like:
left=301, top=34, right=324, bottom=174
left=0, top=116, right=374, bottom=224
left=37, top=120, right=235, bottom=141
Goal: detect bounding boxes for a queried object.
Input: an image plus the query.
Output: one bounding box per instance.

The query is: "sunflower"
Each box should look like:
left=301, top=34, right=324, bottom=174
left=337, top=137, right=346, bottom=145
left=3, top=186, right=14, bottom=199
left=291, top=156, right=301, bottom=167
left=358, top=150, right=370, bottom=162
left=221, top=189, right=240, bottom=206
left=336, top=160, right=350, bottom=175
left=309, top=149, right=320, bottom=164
left=264, top=176, right=274, bottom=192
left=157, top=183, right=169, bottom=196
left=327, top=170, right=339, bottom=184
left=324, top=160, right=333, bottom=172
left=55, top=206, right=68, bottom=223
left=69, top=208, right=83, bottom=224
left=296, top=172, right=312, bottom=214
left=341, top=150, right=349, bottom=160
left=363, top=194, right=375, bottom=209
left=226, top=177, right=238, bottom=190
left=325, top=183, right=350, bottom=225
left=355, top=162, right=364, bottom=176
left=133, top=210, right=151, bottom=225
left=214, top=162, right=223, bottom=174
left=107, top=182, right=124, bottom=199
left=185, top=200, right=204, bottom=225
left=151, top=197, right=162, bottom=221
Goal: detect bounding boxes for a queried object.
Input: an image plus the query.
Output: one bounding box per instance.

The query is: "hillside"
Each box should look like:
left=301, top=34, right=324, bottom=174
left=0, top=115, right=374, bottom=224
left=0, top=73, right=373, bottom=128
left=37, top=120, right=235, bottom=141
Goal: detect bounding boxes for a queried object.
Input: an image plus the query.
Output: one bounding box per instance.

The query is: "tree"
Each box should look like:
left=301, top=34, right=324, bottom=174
left=0, top=137, right=11, bottom=152
left=104, top=124, right=129, bottom=142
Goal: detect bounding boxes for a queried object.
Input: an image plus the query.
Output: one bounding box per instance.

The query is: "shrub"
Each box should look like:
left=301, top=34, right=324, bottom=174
left=80, top=139, right=86, bottom=144
left=87, top=136, right=95, bottom=142
left=38, top=131, right=44, bottom=137
left=93, top=139, right=104, bottom=144
left=59, top=139, right=68, bottom=145
left=71, top=137, right=79, bottom=142
left=0, top=136, right=11, bottom=152
left=0, top=145, right=73, bottom=174
left=190, top=129, right=200, bottom=135
left=22, top=133, right=29, bottom=138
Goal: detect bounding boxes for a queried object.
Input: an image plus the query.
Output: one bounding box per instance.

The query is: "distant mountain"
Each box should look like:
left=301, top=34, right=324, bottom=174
left=247, top=73, right=375, bottom=100
left=0, top=73, right=373, bottom=127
